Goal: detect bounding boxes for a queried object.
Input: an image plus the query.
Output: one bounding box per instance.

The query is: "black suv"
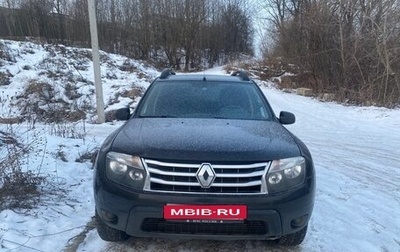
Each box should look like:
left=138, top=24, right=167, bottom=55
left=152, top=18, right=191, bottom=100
left=93, top=69, right=315, bottom=246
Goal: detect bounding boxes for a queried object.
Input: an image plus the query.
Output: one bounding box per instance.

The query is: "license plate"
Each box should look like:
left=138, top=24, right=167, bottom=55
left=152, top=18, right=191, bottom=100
left=163, top=205, right=247, bottom=220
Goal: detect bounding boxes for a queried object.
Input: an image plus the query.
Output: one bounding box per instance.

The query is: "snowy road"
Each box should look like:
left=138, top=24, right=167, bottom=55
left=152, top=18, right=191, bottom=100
left=263, top=85, right=400, bottom=251
left=78, top=83, right=400, bottom=252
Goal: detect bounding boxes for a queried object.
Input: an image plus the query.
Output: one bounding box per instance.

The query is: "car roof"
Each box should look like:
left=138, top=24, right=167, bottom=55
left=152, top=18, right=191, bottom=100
left=156, top=69, right=252, bottom=83
left=156, top=74, right=251, bottom=83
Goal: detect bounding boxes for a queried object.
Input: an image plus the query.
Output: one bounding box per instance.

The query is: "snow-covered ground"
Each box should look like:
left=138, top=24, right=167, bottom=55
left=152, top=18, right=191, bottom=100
left=1, top=40, right=400, bottom=252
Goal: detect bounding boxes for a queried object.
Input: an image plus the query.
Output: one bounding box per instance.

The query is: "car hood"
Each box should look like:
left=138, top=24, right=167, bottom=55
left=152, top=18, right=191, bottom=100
left=111, top=118, right=300, bottom=162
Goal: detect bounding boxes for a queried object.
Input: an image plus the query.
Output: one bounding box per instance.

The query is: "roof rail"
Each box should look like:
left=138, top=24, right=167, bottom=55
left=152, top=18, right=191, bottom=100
left=231, top=70, right=250, bottom=81
left=159, top=68, right=176, bottom=79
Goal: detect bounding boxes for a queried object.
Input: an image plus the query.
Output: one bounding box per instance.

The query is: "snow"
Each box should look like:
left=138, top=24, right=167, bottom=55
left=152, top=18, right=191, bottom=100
left=262, top=87, right=400, bottom=252
left=1, top=40, right=400, bottom=252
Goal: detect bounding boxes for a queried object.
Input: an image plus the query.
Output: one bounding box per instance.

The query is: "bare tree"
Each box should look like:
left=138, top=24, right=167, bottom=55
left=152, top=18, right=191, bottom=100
left=0, top=0, right=254, bottom=71
left=262, top=0, right=400, bottom=107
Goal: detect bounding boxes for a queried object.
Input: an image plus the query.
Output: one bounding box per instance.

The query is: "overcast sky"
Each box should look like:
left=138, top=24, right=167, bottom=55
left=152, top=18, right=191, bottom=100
left=249, top=0, right=269, bottom=57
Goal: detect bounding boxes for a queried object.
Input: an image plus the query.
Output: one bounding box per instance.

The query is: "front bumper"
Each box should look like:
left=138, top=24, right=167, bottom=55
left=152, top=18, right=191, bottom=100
left=94, top=175, right=315, bottom=240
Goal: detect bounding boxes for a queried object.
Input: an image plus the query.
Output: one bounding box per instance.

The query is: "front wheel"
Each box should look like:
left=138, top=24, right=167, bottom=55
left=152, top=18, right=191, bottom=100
left=95, top=211, right=129, bottom=242
left=277, top=225, right=308, bottom=246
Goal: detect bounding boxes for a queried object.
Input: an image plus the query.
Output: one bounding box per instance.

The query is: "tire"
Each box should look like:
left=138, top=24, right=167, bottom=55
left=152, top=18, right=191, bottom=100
left=95, top=211, right=129, bottom=242
left=277, top=225, right=308, bottom=246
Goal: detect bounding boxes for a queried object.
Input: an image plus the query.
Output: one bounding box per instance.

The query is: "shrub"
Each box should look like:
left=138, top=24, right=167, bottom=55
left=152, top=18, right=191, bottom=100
left=0, top=129, right=45, bottom=211
left=15, top=80, right=87, bottom=123
left=0, top=71, right=12, bottom=86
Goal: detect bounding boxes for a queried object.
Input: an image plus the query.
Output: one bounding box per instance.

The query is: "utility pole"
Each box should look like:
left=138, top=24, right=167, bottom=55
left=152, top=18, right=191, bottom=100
left=88, top=0, right=105, bottom=123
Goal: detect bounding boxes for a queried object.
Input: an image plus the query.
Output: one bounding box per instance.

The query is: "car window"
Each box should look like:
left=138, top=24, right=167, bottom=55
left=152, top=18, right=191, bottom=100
left=138, top=81, right=271, bottom=120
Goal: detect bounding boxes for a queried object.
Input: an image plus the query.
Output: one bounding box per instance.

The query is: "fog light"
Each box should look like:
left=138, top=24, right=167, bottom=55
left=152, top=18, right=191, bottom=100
left=100, top=209, right=118, bottom=223
left=291, top=214, right=308, bottom=228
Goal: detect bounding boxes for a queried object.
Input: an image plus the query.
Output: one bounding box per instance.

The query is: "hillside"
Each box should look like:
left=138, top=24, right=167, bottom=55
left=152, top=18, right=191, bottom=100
left=0, top=39, right=159, bottom=123
left=0, top=39, right=160, bottom=250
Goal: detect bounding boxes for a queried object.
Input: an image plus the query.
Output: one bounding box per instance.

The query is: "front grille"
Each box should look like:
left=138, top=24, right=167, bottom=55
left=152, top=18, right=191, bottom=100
left=141, top=218, right=267, bottom=235
left=143, top=159, right=270, bottom=194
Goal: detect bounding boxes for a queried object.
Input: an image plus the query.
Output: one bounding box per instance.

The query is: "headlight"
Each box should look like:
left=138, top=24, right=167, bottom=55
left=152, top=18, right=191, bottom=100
left=106, top=152, right=145, bottom=189
left=267, top=156, right=306, bottom=193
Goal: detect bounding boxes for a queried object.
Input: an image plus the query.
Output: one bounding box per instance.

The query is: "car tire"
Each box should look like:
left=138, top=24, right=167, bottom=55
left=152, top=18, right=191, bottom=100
left=277, top=225, right=308, bottom=246
left=95, top=211, right=129, bottom=242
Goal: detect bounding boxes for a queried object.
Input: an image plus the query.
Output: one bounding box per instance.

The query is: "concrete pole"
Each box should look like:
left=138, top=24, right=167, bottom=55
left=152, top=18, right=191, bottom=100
left=88, top=0, right=105, bottom=123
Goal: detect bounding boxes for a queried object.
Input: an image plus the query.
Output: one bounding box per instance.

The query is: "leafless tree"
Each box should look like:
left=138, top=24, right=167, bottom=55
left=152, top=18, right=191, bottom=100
left=262, top=0, right=400, bottom=107
left=0, top=0, right=254, bottom=71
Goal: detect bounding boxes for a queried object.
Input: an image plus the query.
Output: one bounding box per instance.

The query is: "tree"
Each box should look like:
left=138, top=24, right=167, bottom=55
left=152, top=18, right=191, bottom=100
left=20, top=0, right=54, bottom=40
left=262, top=0, right=400, bottom=106
left=0, top=0, right=255, bottom=71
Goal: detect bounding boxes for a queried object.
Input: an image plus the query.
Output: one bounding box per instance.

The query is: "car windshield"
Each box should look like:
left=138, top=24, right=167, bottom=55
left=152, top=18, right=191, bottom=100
left=137, top=81, right=272, bottom=120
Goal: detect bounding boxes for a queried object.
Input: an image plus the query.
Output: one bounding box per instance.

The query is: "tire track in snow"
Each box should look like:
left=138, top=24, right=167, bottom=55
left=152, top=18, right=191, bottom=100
left=100, top=237, right=307, bottom=252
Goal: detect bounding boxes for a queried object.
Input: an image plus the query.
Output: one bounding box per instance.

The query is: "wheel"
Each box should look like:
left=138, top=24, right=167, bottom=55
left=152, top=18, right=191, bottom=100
left=277, top=225, right=308, bottom=246
left=95, top=211, right=129, bottom=242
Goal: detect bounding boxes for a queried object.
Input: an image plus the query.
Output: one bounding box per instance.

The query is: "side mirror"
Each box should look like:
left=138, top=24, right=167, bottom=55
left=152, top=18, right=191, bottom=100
left=279, top=111, right=295, bottom=125
left=115, top=107, right=131, bottom=121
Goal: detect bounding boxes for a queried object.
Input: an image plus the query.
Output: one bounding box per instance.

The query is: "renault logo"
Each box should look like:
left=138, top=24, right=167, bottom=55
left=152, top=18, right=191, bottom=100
left=196, top=163, right=216, bottom=188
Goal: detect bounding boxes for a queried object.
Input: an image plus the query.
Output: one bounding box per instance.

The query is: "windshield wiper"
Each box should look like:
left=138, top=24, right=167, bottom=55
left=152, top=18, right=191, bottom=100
left=139, top=115, right=177, bottom=118
left=213, top=116, right=230, bottom=119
